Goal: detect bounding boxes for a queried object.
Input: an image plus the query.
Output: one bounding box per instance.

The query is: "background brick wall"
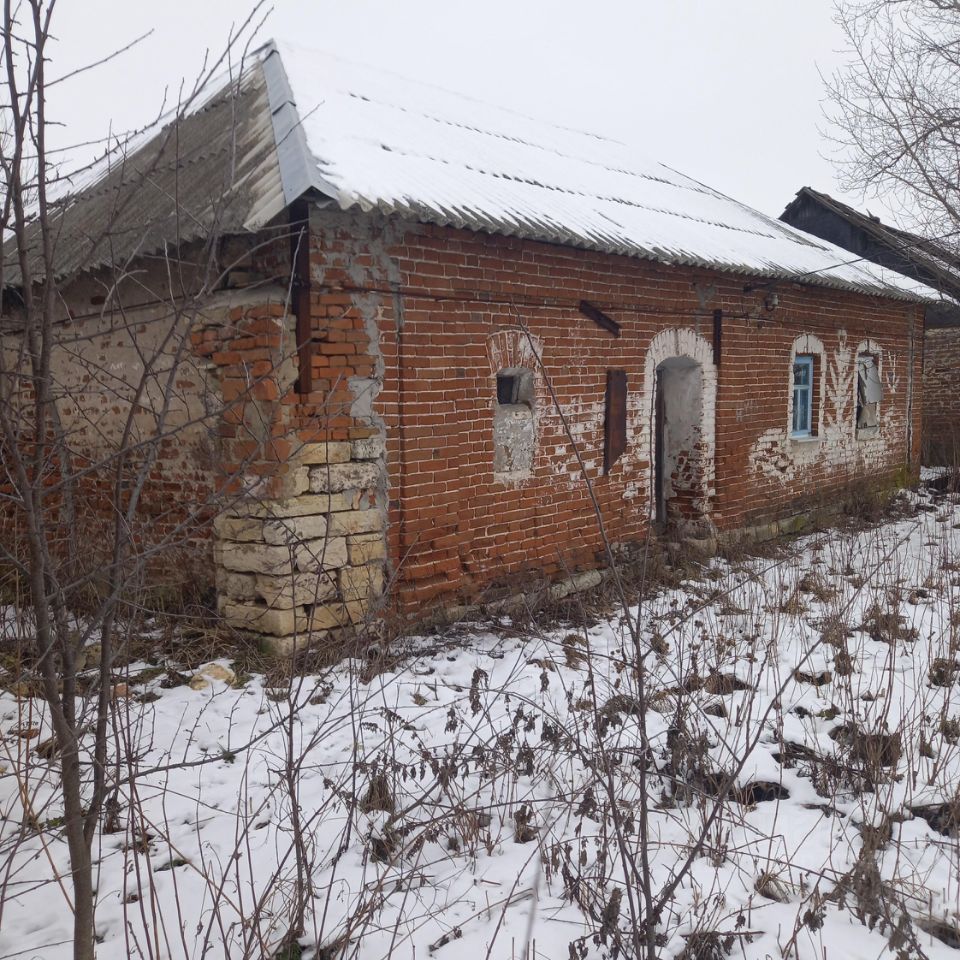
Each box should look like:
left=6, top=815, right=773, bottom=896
left=923, top=327, right=960, bottom=466
left=0, top=263, right=235, bottom=595
left=0, top=243, right=308, bottom=602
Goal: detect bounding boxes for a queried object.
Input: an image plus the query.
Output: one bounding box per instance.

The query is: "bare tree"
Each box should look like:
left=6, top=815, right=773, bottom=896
left=826, top=0, right=960, bottom=239
left=0, top=3, right=270, bottom=957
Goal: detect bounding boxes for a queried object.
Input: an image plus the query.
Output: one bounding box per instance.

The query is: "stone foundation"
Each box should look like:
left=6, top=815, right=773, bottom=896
left=214, top=437, right=388, bottom=654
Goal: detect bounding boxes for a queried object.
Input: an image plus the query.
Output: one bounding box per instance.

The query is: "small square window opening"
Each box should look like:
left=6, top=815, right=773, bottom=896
left=495, top=368, right=533, bottom=407
left=497, top=372, right=521, bottom=406
left=792, top=355, right=814, bottom=437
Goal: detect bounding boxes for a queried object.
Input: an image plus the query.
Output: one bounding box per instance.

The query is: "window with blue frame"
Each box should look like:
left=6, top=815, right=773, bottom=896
left=792, top=355, right=814, bottom=437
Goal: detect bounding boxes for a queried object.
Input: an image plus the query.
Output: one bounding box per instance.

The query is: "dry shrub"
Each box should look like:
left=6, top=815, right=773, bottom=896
left=798, top=571, right=837, bottom=603
left=860, top=602, right=919, bottom=644
left=839, top=476, right=898, bottom=524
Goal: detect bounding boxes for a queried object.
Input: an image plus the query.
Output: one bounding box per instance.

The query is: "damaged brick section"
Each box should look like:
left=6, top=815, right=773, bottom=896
left=210, top=209, right=390, bottom=655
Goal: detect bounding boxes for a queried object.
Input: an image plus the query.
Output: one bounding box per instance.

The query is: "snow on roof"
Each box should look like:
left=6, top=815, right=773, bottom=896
left=260, top=40, right=938, bottom=302
left=3, top=64, right=283, bottom=286
left=6, top=39, right=939, bottom=302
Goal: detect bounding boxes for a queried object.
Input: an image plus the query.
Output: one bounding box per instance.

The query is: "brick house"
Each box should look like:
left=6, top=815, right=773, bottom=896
left=2, top=42, right=935, bottom=651
left=781, top=187, right=960, bottom=465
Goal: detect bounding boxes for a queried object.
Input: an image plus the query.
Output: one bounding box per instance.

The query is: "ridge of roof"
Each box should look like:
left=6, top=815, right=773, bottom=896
left=3, top=44, right=943, bottom=304
left=257, top=40, right=339, bottom=215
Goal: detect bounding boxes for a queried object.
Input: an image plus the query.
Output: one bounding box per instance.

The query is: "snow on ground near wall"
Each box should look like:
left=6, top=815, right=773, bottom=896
left=3, top=493, right=960, bottom=958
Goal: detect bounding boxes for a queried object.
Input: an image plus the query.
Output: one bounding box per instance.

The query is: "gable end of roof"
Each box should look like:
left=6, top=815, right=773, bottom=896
left=257, top=41, right=342, bottom=223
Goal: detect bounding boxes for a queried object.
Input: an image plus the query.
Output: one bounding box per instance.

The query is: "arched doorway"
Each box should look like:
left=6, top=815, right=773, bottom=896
left=645, top=328, right=716, bottom=533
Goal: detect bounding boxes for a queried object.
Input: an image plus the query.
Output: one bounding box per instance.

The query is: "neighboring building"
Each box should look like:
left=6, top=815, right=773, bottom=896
left=781, top=187, right=960, bottom=464
left=1, top=43, right=936, bottom=651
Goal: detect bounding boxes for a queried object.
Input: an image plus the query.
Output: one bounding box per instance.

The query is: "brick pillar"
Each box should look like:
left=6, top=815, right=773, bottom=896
left=203, top=269, right=389, bottom=655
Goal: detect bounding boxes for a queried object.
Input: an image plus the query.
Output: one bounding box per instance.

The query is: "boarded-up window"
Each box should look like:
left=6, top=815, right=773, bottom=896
left=604, top=370, right=628, bottom=474
left=494, top=368, right=535, bottom=478
left=856, top=354, right=882, bottom=431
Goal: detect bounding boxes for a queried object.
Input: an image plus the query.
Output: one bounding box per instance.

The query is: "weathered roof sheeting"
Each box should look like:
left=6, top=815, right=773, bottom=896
left=3, top=41, right=940, bottom=302
left=267, top=41, right=937, bottom=302
left=4, top=64, right=283, bottom=286
left=781, top=187, right=960, bottom=321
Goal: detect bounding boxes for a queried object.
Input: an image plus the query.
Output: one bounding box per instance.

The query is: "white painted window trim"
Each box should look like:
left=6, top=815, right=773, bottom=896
left=787, top=335, right=826, bottom=444
left=791, top=355, right=814, bottom=438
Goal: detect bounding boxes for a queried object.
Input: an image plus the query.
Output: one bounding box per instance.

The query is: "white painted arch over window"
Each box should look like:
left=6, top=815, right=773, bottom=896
left=788, top=334, right=826, bottom=441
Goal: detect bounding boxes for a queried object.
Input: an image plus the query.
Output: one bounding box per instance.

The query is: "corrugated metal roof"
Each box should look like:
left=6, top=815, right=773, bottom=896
left=4, top=62, right=284, bottom=286
left=4, top=41, right=940, bottom=302
left=270, top=40, right=938, bottom=301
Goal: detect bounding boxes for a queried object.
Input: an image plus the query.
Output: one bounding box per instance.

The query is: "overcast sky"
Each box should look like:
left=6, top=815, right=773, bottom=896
left=44, top=0, right=880, bottom=222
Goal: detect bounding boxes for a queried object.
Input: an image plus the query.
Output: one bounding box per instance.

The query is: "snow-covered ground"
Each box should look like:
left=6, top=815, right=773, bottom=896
left=4, top=488, right=960, bottom=959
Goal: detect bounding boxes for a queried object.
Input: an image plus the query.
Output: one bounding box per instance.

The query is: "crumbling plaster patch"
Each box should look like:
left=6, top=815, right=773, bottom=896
left=309, top=211, right=392, bottom=442
left=493, top=404, right=536, bottom=477
left=556, top=395, right=606, bottom=480
left=309, top=210, right=396, bottom=516
left=486, top=328, right=544, bottom=485
left=750, top=330, right=895, bottom=484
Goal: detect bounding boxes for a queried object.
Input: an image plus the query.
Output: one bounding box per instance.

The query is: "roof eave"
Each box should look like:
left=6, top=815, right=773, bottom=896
left=338, top=195, right=935, bottom=303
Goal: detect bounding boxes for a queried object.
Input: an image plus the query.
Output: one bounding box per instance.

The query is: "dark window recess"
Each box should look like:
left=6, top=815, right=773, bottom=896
left=497, top=372, right=521, bottom=405
left=604, top=369, right=628, bottom=474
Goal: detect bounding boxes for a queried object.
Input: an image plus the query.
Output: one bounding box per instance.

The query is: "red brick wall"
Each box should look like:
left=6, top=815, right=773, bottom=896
left=923, top=327, right=960, bottom=465
left=295, top=209, right=922, bottom=611
left=2, top=208, right=923, bottom=633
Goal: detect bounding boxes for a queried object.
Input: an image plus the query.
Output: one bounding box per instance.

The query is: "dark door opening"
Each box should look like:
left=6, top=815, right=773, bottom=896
left=653, top=356, right=704, bottom=532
